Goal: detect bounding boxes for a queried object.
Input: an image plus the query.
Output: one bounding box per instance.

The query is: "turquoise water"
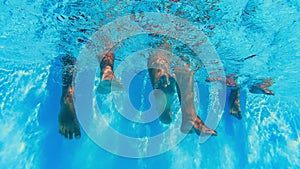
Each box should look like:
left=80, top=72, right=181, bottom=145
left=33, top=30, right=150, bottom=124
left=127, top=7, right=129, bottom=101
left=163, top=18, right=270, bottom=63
left=1, top=0, right=300, bottom=169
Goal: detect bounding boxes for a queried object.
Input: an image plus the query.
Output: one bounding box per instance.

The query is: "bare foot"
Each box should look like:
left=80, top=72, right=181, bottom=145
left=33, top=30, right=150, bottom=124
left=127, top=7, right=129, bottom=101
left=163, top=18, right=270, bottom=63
left=249, top=78, right=275, bottom=95
left=259, top=78, right=275, bottom=95
left=175, top=67, right=217, bottom=136
left=58, top=88, right=81, bottom=139
left=181, top=116, right=217, bottom=136
left=97, top=66, right=123, bottom=94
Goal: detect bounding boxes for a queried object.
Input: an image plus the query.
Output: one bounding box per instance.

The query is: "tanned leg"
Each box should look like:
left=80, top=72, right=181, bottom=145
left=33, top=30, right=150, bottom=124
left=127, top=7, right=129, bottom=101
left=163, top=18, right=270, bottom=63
left=58, top=55, right=81, bottom=139
left=175, top=67, right=217, bottom=136
left=97, top=51, right=123, bottom=94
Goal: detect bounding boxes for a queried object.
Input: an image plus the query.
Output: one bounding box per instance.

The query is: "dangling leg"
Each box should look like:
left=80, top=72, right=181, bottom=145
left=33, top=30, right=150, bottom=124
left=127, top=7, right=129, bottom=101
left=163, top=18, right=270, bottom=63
left=249, top=78, right=275, bottom=95
left=229, top=87, right=242, bottom=119
left=175, top=67, right=217, bottom=135
left=58, top=55, right=81, bottom=139
left=97, top=51, right=123, bottom=94
left=148, top=53, right=176, bottom=124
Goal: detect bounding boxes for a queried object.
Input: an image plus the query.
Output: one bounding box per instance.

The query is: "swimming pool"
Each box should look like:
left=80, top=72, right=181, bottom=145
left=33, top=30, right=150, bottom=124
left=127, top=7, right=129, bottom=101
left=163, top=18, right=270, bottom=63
left=0, top=0, right=299, bottom=168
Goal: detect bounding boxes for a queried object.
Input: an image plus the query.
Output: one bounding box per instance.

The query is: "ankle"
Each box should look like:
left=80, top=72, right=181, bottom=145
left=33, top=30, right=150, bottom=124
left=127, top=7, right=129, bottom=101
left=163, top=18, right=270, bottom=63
left=102, top=66, right=113, bottom=73
left=182, top=113, right=198, bottom=124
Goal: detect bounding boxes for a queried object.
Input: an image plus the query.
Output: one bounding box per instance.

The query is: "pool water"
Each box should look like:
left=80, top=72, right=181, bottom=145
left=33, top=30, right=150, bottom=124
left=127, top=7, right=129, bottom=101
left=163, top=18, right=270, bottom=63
left=0, top=0, right=300, bottom=169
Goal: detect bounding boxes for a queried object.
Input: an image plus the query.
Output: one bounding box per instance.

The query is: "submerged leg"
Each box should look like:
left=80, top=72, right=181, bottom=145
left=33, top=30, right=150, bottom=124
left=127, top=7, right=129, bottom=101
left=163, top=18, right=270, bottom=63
left=58, top=55, right=81, bottom=139
left=175, top=67, right=217, bottom=136
left=229, top=87, right=242, bottom=119
left=97, top=51, right=123, bottom=94
left=148, top=53, right=175, bottom=124
left=249, top=78, right=275, bottom=95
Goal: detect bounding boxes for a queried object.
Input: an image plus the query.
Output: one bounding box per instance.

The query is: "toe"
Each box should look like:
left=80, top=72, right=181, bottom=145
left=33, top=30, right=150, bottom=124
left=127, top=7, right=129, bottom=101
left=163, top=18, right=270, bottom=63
left=63, top=128, right=69, bottom=138
left=59, top=126, right=64, bottom=135
left=211, top=130, right=217, bottom=136
left=204, top=129, right=217, bottom=136
left=264, top=89, right=274, bottom=95
left=74, top=127, right=81, bottom=139
left=75, top=132, right=81, bottom=139
left=69, top=131, right=73, bottom=139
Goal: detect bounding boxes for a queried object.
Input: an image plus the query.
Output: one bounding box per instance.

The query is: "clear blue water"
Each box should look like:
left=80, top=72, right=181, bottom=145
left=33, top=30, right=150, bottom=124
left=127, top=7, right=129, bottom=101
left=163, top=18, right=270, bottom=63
left=1, top=0, right=300, bottom=169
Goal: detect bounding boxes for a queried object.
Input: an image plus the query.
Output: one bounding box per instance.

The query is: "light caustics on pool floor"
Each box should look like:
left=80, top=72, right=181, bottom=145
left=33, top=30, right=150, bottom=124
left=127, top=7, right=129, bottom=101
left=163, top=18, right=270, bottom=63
left=0, top=0, right=300, bottom=169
